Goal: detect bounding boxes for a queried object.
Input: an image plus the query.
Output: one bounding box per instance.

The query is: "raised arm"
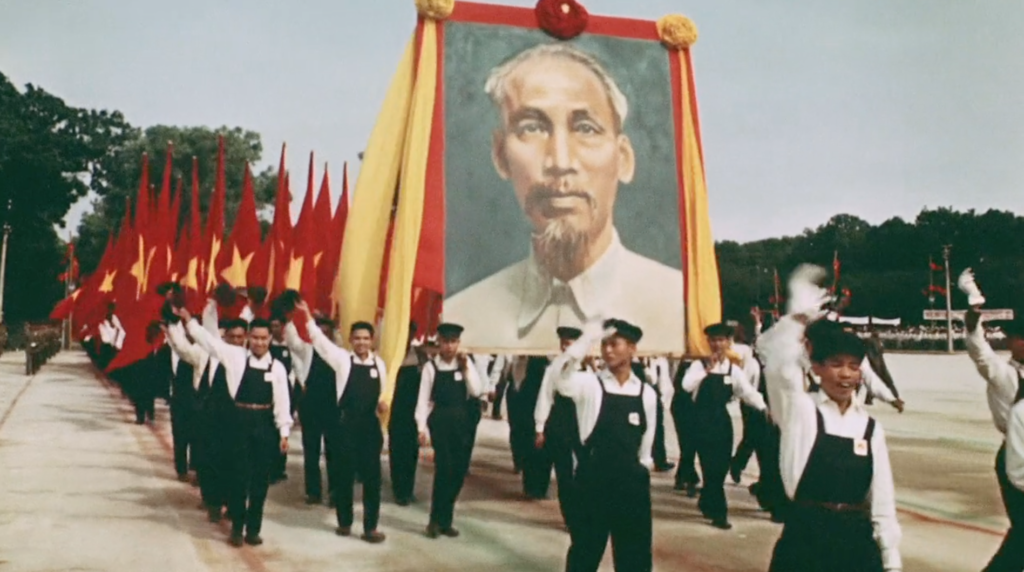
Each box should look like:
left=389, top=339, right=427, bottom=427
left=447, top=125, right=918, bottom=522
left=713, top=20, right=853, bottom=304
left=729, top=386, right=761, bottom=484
left=164, top=322, right=205, bottom=367
left=549, top=321, right=605, bottom=401
left=305, top=318, right=352, bottom=381
left=185, top=318, right=246, bottom=367
left=966, top=313, right=1020, bottom=402
left=868, top=423, right=903, bottom=572
left=284, top=321, right=313, bottom=386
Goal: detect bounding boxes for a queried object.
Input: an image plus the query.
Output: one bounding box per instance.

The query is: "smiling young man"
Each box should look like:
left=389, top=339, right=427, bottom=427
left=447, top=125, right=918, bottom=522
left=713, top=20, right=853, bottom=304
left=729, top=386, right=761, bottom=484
left=294, top=299, right=389, bottom=544
left=758, top=266, right=900, bottom=572
left=960, top=269, right=1024, bottom=571
left=415, top=323, right=483, bottom=539
left=547, top=318, right=657, bottom=572
left=682, top=322, right=767, bottom=530
left=174, top=306, right=292, bottom=548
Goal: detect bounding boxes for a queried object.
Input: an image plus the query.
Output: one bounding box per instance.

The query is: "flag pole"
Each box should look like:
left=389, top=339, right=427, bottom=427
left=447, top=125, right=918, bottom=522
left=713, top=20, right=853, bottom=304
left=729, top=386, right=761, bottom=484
left=63, top=234, right=72, bottom=350
left=0, top=199, right=12, bottom=325
left=943, top=244, right=953, bottom=353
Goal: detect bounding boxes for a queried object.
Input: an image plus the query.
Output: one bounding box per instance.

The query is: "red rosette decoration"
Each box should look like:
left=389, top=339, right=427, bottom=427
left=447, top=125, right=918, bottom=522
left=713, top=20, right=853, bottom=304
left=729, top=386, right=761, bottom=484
left=535, top=0, right=589, bottom=41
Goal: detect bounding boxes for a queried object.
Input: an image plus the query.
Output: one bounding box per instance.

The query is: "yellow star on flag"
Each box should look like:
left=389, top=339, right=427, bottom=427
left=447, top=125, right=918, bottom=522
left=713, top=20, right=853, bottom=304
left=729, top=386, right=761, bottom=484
left=129, top=238, right=148, bottom=298
left=204, top=237, right=222, bottom=290
left=285, top=252, right=304, bottom=291
left=220, top=246, right=254, bottom=288
left=99, top=270, right=118, bottom=293
left=183, top=257, right=199, bottom=290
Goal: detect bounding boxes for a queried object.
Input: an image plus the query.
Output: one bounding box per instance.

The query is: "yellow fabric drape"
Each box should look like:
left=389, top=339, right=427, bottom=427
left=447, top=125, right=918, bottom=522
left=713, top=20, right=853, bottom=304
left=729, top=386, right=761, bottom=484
left=678, top=52, right=721, bottom=356
left=334, top=36, right=416, bottom=334
left=378, top=21, right=439, bottom=424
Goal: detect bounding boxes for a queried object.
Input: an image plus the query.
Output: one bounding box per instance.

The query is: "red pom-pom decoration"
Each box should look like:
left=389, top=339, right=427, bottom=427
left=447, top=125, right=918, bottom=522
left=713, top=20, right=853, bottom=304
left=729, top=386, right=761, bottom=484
left=535, top=0, right=589, bottom=41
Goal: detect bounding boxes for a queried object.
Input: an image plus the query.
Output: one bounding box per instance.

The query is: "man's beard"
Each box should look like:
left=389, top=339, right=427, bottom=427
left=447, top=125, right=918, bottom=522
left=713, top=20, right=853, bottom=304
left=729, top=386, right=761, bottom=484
left=526, top=186, right=597, bottom=279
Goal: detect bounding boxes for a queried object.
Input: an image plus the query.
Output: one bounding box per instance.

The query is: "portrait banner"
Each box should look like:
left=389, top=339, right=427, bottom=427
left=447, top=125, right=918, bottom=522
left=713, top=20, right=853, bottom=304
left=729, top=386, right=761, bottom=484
left=338, top=1, right=720, bottom=368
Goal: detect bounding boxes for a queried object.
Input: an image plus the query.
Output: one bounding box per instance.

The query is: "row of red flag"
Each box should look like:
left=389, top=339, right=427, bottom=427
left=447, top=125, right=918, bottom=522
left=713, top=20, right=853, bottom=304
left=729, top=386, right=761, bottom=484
left=50, top=137, right=350, bottom=372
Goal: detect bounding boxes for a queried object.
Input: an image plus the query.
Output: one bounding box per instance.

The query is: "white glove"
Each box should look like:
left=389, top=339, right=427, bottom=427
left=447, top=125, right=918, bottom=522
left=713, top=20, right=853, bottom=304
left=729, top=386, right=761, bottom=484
left=581, top=319, right=610, bottom=342
left=787, top=264, right=830, bottom=319
left=957, top=268, right=986, bottom=307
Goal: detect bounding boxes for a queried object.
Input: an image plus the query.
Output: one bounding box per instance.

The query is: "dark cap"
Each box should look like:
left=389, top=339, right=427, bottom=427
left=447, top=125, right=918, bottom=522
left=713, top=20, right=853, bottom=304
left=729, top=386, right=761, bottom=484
left=810, top=330, right=866, bottom=364
left=314, top=316, right=336, bottom=328
left=437, top=323, right=464, bottom=339
left=603, top=318, right=643, bottom=344
left=704, top=322, right=734, bottom=338
left=556, top=326, right=583, bottom=341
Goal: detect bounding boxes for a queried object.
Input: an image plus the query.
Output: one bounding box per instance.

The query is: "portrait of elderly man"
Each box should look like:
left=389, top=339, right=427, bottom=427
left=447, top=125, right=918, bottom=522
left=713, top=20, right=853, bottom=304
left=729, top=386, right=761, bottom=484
left=444, top=43, right=685, bottom=353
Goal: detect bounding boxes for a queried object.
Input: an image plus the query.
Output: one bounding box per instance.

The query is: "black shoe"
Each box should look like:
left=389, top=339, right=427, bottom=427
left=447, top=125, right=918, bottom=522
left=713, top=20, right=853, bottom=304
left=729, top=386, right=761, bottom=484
left=395, top=497, right=411, bottom=507
left=440, top=527, right=460, bottom=538
left=229, top=533, right=244, bottom=547
left=176, top=474, right=190, bottom=483
left=244, top=535, right=263, bottom=546
left=425, top=523, right=441, bottom=539
left=686, top=483, right=698, bottom=498
left=335, top=526, right=352, bottom=537
left=654, top=462, right=676, bottom=473
left=362, top=530, right=386, bottom=544
left=710, top=519, right=733, bottom=530
left=305, top=495, right=322, bottom=505
left=730, top=466, right=743, bottom=484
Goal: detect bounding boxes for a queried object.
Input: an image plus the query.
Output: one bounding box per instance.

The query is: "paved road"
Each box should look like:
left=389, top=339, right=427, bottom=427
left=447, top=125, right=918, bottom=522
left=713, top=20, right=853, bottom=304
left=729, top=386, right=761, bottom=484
left=0, top=351, right=1009, bottom=571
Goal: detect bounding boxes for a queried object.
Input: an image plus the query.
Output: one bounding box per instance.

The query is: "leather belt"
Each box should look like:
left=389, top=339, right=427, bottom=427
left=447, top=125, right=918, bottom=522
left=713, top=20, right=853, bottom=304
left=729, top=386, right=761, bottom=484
left=236, top=402, right=272, bottom=411
left=794, top=500, right=871, bottom=513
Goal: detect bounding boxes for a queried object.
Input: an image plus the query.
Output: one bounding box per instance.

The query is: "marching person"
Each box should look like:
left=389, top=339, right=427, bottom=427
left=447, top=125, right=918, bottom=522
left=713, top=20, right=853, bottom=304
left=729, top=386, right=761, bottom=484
left=759, top=265, right=900, bottom=572
left=285, top=315, right=341, bottom=505
left=516, top=353, right=555, bottom=499
left=864, top=330, right=900, bottom=406
left=296, top=300, right=389, bottom=543
left=803, top=320, right=906, bottom=413
left=415, top=323, right=483, bottom=539
left=671, top=359, right=701, bottom=497
left=960, top=269, right=1024, bottom=571
left=168, top=326, right=196, bottom=481
left=682, top=322, right=768, bottom=530
left=166, top=312, right=246, bottom=523
left=534, top=326, right=591, bottom=532
left=268, top=315, right=293, bottom=484
left=646, top=356, right=675, bottom=472
left=176, top=306, right=292, bottom=547
left=390, top=323, right=425, bottom=506
left=548, top=319, right=657, bottom=572
left=130, top=322, right=169, bottom=425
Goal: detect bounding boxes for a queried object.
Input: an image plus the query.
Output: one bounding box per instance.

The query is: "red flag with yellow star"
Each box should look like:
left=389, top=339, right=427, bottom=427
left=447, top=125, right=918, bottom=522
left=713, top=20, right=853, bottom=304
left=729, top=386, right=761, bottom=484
left=284, top=153, right=316, bottom=298
left=217, top=163, right=260, bottom=291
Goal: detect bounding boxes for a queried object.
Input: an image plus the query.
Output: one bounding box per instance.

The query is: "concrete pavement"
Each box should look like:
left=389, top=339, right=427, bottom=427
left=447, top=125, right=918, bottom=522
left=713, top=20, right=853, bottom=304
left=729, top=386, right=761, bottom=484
left=0, top=350, right=1011, bottom=571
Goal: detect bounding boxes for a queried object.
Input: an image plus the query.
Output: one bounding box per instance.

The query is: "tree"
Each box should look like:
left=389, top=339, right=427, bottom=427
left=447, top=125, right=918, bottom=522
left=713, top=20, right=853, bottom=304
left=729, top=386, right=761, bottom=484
left=75, top=126, right=277, bottom=274
left=0, top=72, right=135, bottom=324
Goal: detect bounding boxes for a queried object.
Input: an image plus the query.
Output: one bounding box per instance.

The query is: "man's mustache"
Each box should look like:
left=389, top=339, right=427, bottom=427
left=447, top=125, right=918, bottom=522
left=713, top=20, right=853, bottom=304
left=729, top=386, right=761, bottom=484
left=525, top=186, right=597, bottom=211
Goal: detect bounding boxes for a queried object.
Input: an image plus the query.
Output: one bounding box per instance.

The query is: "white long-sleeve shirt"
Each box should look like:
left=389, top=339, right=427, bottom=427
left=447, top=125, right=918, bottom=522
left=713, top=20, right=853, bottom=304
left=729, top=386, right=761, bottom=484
left=165, top=322, right=213, bottom=391
left=965, top=325, right=1022, bottom=434
left=186, top=320, right=293, bottom=438
left=546, top=327, right=658, bottom=470
left=681, top=358, right=767, bottom=411
left=414, top=356, right=484, bottom=434
left=759, top=316, right=901, bottom=571
left=489, top=354, right=509, bottom=393
left=283, top=322, right=314, bottom=387
left=534, top=358, right=594, bottom=433
left=1008, top=401, right=1024, bottom=492
left=305, top=318, right=388, bottom=405
left=645, top=356, right=674, bottom=408
left=99, top=315, right=126, bottom=349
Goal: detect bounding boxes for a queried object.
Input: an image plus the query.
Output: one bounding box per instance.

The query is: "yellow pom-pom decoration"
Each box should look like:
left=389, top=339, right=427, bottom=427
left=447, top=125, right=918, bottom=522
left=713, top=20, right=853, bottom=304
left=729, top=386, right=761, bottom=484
left=657, top=14, right=698, bottom=49
left=415, top=0, right=455, bottom=20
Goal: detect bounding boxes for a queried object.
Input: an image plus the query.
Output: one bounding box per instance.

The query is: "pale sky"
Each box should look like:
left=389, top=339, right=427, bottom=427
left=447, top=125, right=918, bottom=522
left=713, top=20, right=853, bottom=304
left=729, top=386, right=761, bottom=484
left=2, top=0, right=1023, bottom=242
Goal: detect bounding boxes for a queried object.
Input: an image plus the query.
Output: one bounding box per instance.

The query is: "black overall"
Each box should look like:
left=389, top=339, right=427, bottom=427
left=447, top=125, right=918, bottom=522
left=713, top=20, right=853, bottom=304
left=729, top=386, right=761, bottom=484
left=268, top=343, right=292, bottom=481
left=546, top=390, right=582, bottom=531
left=427, top=362, right=472, bottom=530
left=769, top=410, right=883, bottom=572
left=169, top=354, right=196, bottom=477
left=228, top=360, right=280, bottom=538
left=518, top=356, right=552, bottom=498
left=567, top=379, right=651, bottom=572
left=983, top=372, right=1024, bottom=572
left=331, top=357, right=384, bottom=531
left=671, top=362, right=701, bottom=489
left=301, top=352, right=338, bottom=500
left=693, top=369, right=737, bottom=522
left=388, top=362, right=422, bottom=502
left=196, top=361, right=233, bottom=512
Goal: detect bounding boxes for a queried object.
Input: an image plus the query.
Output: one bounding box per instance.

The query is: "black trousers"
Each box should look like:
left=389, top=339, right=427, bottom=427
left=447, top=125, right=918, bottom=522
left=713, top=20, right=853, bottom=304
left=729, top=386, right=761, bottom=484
left=731, top=403, right=761, bottom=477
left=491, top=377, right=508, bottom=418
left=428, top=407, right=471, bottom=529
left=567, top=463, right=652, bottom=572
left=984, top=445, right=1024, bottom=572
left=549, top=444, right=577, bottom=530
left=695, top=413, right=733, bottom=521
left=301, top=407, right=335, bottom=499
left=388, top=414, right=419, bottom=501
left=507, top=388, right=531, bottom=472
left=331, top=422, right=384, bottom=531
left=228, top=409, right=277, bottom=537
left=523, top=441, right=552, bottom=499
left=754, top=422, right=788, bottom=516
left=170, top=398, right=194, bottom=476
left=671, top=393, right=700, bottom=486
left=131, top=377, right=156, bottom=423
left=652, top=388, right=668, bottom=468
left=463, top=399, right=484, bottom=475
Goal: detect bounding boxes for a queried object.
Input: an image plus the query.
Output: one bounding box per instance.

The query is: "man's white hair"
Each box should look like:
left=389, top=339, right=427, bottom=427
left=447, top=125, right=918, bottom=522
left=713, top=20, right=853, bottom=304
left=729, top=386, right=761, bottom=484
left=484, top=43, right=629, bottom=131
